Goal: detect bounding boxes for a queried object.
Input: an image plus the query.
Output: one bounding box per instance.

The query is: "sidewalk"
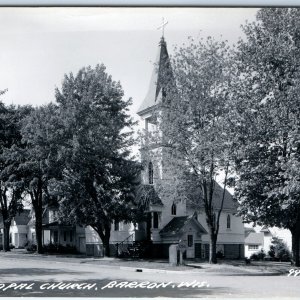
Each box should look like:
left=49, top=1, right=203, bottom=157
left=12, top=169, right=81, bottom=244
left=0, top=249, right=291, bottom=276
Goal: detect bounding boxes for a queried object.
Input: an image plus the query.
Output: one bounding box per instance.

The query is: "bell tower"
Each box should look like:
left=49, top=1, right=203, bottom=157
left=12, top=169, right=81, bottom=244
left=137, top=36, right=187, bottom=242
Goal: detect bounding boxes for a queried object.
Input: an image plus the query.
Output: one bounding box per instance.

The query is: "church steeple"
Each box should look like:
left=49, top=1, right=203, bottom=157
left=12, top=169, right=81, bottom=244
left=137, top=36, right=172, bottom=116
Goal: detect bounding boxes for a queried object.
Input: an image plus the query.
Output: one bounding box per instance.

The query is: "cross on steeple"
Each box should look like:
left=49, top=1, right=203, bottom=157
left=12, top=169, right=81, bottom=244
left=157, top=17, right=168, bottom=38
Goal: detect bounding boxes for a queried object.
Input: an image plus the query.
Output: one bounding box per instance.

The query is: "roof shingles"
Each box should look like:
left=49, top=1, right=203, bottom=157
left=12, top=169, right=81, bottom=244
left=160, top=214, right=207, bottom=237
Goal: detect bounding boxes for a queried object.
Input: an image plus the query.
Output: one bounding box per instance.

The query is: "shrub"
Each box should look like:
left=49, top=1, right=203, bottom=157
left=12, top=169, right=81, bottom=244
left=250, top=252, right=259, bottom=260
left=268, top=237, right=291, bottom=262
left=43, top=243, right=77, bottom=254
left=216, top=250, right=225, bottom=259
left=24, top=241, right=37, bottom=252
left=250, top=249, right=266, bottom=261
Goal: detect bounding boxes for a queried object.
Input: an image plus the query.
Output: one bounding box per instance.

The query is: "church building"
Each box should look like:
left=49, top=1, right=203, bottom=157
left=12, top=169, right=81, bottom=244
left=134, top=35, right=245, bottom=259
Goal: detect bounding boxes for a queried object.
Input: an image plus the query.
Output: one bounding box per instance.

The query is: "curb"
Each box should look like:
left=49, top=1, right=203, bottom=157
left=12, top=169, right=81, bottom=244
left=185, top=264, right=203, bottom=269
left=119, top=266, right=198, bottom=274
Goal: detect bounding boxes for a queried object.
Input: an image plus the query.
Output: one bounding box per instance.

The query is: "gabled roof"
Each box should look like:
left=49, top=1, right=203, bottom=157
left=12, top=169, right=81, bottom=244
left=159, top=213, right=207, bottom=238
left=0, top=210, right=31, bottom=228
left=260, top=225, right=271, bottom=233
left=187, top=181, right=236, bottom=211
left=244, top=227, right=256, bottom=239
left=245, top=232, right=264, bottom=245
left=135, top=184, right=163, bottom=209
left=137, top=37, right=172, bottom=116
left=244, top=227, right=255, bottom=232
left=14, top=209, right=31, bottom=225
left=42, top=221, right=74, bottom=229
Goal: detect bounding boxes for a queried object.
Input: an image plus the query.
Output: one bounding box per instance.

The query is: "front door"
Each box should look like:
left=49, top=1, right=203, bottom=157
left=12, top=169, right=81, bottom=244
left=186, top=234, right=195, bottom=258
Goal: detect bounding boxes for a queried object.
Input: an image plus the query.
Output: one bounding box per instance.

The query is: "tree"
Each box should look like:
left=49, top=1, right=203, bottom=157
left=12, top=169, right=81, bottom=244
left=231, top=8, right=300, bottom=266
left=0, top=100, right=29, bottom=251
left=17, top=103, right=63, bottom=254
left=148, top=37, right=234, bottom=263
left=53, top=64, right=141, bottom=257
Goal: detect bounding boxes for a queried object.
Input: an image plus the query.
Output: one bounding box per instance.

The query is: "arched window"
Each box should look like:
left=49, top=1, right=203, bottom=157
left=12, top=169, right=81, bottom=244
left=148, top=162, right=153, bottom=184
left=171, top=203, right=177, bottom=215
left=227, top=214, right=231, bottom=229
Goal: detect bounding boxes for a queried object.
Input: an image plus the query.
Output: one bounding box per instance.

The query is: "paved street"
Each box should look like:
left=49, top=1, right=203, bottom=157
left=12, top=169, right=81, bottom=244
left=0, top=252, right=299, bottom=297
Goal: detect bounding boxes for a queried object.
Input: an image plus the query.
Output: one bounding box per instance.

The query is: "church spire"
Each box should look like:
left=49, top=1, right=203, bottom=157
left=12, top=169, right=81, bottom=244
left=137, top=35, right=172, bottom=116
left=157, top=17, right=168, bottom=38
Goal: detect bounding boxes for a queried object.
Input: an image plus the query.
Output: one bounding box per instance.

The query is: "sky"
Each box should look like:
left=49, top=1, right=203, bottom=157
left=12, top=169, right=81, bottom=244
left=0, top=7, right=258, bottom=120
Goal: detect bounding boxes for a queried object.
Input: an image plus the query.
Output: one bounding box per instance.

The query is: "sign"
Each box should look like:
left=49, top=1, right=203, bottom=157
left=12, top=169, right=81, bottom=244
left=178, top=241, right=187, bottom=252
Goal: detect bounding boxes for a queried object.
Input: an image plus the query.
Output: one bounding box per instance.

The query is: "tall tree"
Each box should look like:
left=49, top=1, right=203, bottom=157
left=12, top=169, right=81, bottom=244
left=53, top=64, right=141, bottom=257
left=18, top=103, right=63, bottom=254
left=0, top=100, right=29, bottom=251
left=148, top=37, right=234, bottom=263
left=231, top=8, right=300, bottom=266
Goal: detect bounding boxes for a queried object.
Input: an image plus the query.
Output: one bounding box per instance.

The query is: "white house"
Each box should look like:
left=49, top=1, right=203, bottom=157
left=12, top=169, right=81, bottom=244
left=244, top=225, right=292, bottom=258
left=244, top=227, right=264, bottom=258
left=0, top=209, right=31, bottom=249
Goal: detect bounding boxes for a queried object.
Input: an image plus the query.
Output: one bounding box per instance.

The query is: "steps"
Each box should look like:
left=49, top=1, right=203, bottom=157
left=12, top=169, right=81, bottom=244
left=116, top=241, right=151, bottom=259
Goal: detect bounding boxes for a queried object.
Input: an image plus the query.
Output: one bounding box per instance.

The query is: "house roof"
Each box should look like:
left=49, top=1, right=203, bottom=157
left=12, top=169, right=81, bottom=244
left=137, top=37, right=172, bottom=116
left=0, top=210, right=31, bottom=228
left=245, top=232, right=264, bottom=245
left=260, top=225, right=271, bottom=233
left=42, top=221, right=74, bottom=229
left=159, top=213, right=207, bottom=238
left=135, top=184, right=163, bottom=209
left=244, top=227, right=256, bottom=233
left=14, top=209, right=31, bottom=225
left=187, top=181, right=236, bottom=211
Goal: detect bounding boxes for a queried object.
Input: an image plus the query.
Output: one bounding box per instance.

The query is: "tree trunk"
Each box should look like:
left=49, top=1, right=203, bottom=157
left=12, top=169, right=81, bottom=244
left=31, top=184, right=44, bottom=255
left=94, top=221, right=111, bottom=257
left=35, top=207, right=44, bottom=254
left=3, top=222, right=11, bottom=252
left=209, top=233, right=217, bottom=264
left=291, top=229, right=300, bottom=267
left=103, top=233, right=111, bottom=257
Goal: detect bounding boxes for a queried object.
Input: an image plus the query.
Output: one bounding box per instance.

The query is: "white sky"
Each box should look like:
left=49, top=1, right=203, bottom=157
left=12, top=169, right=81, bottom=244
left=0, top=7, right=258, bottom=118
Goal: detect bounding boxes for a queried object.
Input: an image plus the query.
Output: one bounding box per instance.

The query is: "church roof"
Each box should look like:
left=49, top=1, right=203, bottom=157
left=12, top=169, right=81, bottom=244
left=186, top=181, right=237, bottom=211
left=137, top=37, right=172, bottom=116
left=135, top=184, right=163, bottom=209
left=159, top=213, right=207, bottom=238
